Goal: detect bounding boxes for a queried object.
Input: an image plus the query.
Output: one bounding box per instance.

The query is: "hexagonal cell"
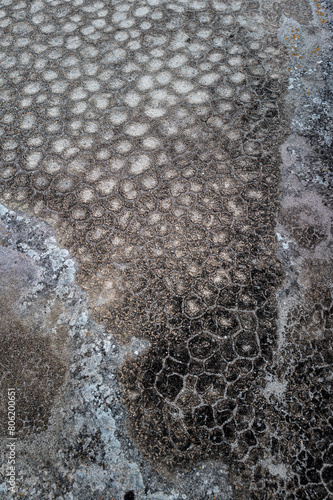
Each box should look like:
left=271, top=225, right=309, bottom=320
left=194, top=405, right=215, bottom=429
left=234, top=331, right=259, bottom=358
left=216, top=310, right=240, bottom=336
left=188, top=333, right=219, bottom=360
left=184, top=296, right=205, bottom=318
left=209, top=428, right=224, bottom=445
left=176, top=389, right=202, bottom=410
left=205, top=352, right=227, bottom=374
left=223, top=421, right=237, bottom=442
left=238, top=287, right=263, bottom=310
left=188, top=359, right=204, bottom=375
left=238, top=312, right=257, bottom=330
left=194, top=282, right=219, bottom=306
left=196, top=373, right=224, bottom=394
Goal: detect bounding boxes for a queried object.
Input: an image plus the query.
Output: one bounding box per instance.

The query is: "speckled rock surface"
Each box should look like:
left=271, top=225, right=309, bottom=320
left=0, top=0, right=332, bottom=499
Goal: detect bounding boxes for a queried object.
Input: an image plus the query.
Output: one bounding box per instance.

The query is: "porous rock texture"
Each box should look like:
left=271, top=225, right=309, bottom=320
left=0, top=0, right=332, bottom=498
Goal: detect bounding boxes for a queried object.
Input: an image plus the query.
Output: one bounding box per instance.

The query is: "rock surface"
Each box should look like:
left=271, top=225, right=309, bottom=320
left=0, top=0, right=332, bottom=498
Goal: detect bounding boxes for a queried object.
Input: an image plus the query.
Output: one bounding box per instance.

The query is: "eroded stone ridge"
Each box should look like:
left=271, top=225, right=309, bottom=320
left=0, top=0, right=332, bottom=498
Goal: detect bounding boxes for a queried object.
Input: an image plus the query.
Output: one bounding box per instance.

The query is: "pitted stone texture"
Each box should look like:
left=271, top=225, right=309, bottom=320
left=1, top=1, right=288, bottom=353
left=0, top=0, right=331, bottom=498
left=0, top=0, right=288, bottom=494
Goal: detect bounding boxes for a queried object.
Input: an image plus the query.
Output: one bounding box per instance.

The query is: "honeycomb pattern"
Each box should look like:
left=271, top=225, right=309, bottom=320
left=0, top=0, right=331, bottom=498
left=0, top=0, right=286, bottom=340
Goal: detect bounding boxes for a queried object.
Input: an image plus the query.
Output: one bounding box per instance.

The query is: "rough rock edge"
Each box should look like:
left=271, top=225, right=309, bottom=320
left=0, top=203, right=233, bottom=499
